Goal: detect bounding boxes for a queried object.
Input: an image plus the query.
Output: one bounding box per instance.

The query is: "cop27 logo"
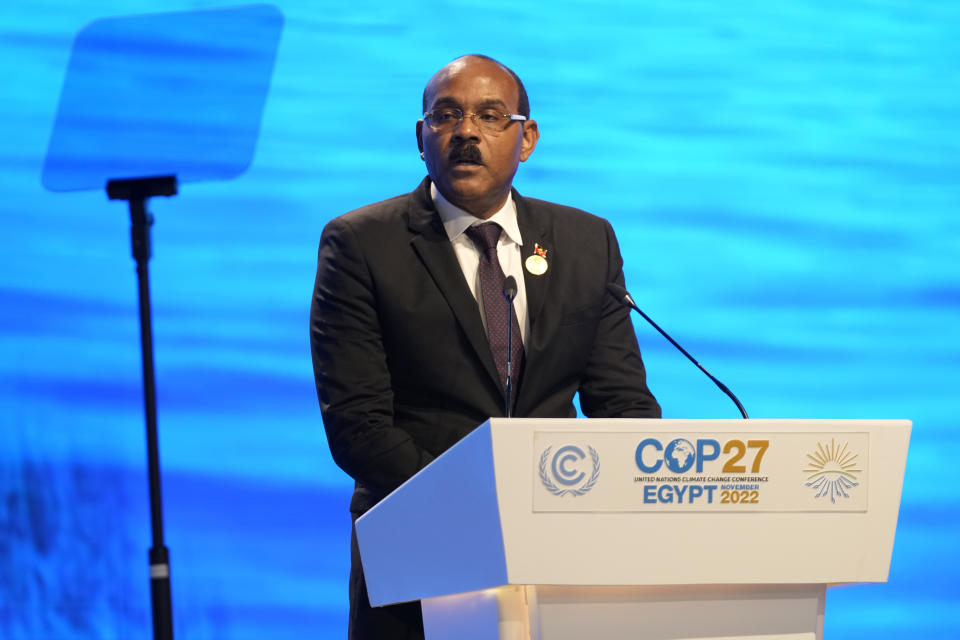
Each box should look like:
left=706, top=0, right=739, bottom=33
left=539, top=445, right=600, bottom=496
left=635, top=438, right=769, bottom=474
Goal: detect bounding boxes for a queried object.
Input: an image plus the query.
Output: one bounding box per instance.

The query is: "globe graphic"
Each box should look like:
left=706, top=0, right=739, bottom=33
left=664, top=438, right=696, bottom=473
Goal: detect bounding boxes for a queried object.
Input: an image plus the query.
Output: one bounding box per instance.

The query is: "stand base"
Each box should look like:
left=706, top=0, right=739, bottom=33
left=422, top=584, right=825, bottom=640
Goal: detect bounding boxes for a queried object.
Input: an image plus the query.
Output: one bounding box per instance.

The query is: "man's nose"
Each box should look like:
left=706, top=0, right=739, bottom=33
left=452, top=113, right=481, bottom=139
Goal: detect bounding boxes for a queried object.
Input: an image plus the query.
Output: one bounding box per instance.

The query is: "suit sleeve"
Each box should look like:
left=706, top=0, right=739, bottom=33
left=578, top=219, right=662, bottom=419
left=310, top=216, right=435, bottom=496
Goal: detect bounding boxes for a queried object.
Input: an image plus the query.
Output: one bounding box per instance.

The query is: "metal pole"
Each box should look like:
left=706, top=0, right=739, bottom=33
left=128, top=196, right=174, bottom=640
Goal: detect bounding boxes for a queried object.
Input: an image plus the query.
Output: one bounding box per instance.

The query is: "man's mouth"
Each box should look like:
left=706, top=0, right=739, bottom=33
left=449, top=145, right=483, bottom=165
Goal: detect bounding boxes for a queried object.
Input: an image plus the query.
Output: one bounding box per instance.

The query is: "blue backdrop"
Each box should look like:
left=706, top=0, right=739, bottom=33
left=1, top=1, right=958, bottom=638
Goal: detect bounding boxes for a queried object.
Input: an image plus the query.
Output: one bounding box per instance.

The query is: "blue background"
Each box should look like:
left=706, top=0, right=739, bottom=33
left=2, top=1, right=958, bottom=638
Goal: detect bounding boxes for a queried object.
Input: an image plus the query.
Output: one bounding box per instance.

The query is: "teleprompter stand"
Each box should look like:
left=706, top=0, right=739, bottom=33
left=107, top=174, right=178, bottom=640
left=43, top=9, right=285, bottom=637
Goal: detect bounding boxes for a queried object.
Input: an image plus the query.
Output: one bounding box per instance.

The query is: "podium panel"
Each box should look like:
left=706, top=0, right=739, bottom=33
left=422, top=584, right=825, bottom=640
left=356, top=419, right=910, bottom=639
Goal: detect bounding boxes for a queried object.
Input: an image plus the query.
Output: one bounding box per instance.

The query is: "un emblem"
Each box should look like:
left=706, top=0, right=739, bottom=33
left=539, top=445, right=600, bottom=496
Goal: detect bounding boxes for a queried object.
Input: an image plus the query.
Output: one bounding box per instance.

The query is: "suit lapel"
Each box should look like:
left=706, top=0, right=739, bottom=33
left=515, top=191, right=553, bottom=331
left=514, top=191, right=555, bottom=416
left=406, top=179, right=503, bottom=394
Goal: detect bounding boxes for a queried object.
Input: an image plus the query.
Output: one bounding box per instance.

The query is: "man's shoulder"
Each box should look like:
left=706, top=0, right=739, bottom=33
left=328, top=191, right=413, bottom=232
left=324, top=177, right=433, bottom=238
left=518, top=194, right=612, bottom=233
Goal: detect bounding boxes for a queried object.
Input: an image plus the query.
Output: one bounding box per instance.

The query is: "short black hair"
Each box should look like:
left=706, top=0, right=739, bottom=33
left=422, top=54, right=530, bottom=118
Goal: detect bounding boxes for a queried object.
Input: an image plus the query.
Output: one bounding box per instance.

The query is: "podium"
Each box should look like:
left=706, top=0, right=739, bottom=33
left=356, top=419, right=910, bottom=640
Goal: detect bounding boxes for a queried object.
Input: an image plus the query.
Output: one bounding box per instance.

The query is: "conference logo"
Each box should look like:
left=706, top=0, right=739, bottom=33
left=539, top=445, right=600, bottom=496
left=804, top=439, right=861, bottom=503
left=635, top=437, right=769, bottom=474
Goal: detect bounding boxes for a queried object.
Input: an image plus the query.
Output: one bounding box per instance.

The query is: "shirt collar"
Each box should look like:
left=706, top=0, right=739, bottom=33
left=431, top=181, right=523, bottom=247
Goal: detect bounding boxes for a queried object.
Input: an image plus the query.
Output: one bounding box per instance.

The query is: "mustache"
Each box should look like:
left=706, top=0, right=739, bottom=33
left=448, top=144, right=483, bottom=164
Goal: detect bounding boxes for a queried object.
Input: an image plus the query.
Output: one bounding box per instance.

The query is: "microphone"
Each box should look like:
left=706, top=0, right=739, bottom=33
left=607, top=283, right=749, bottom=419
left=502, top=275, right=518, bottom=418
left=503, top=275, right=518, bottom=301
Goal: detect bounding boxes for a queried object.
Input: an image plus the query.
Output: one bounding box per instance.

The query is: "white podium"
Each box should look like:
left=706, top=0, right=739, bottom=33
left=356, top=419, right=910, bottom=640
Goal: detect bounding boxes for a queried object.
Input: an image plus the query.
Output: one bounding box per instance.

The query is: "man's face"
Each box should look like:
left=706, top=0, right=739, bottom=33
left=417, top=57, right=539, bottom=219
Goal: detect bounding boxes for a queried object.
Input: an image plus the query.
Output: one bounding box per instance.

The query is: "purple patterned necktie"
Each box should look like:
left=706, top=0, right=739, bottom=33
left=465, top=223, right=524, bottom=411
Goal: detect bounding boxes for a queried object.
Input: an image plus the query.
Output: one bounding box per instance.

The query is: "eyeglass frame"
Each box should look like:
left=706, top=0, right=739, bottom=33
left=422, top=107, right=528, bottom=132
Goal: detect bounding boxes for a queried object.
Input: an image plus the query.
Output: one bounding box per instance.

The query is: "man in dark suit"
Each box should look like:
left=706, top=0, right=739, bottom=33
left=310, top=54, right=660, bottom=640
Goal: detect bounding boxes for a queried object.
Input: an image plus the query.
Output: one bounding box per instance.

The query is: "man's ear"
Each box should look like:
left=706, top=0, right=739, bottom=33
left=416, top=120, right=424, bottom=154
left=519, top=120, right=539, bottom=162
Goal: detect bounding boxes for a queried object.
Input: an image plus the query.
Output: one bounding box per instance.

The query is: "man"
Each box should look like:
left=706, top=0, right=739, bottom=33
left=310, top=54, right=660, bottom=640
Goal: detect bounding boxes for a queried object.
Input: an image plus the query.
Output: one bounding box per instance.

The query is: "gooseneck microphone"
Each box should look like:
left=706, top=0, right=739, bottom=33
left=503, top=275, right=519, bottom=418
left=607, top=283, right=749, bottom=419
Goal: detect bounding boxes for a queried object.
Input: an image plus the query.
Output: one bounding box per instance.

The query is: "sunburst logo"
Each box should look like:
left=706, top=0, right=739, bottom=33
left=804, top=439, right=861, bottom=503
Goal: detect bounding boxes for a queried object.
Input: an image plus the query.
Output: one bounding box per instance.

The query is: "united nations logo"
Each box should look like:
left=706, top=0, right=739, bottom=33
left=804, top=439, right=861, bottom=503
left=539, top=445, right=600, bottom=496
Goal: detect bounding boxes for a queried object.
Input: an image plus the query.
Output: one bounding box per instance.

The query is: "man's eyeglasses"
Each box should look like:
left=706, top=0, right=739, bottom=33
left=423, top=108, right=527, bottom=134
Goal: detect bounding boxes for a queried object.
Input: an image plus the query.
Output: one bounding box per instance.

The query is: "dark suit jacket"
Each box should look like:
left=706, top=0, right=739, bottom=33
left=310, top=177, right=660, bottom=515
left=310, top=177, right=660, bottom=639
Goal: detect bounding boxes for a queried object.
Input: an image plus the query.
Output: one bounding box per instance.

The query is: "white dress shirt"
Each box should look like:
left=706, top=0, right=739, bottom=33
left=431, top=182, right=529, bottom=347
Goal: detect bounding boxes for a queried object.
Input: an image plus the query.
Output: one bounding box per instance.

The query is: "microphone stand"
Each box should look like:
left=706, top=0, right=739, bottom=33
left=608, top=283, right=749, bottom=419
left=503, top=276, right=518, bottom=418
left=107, top=174, right=177, bottom=640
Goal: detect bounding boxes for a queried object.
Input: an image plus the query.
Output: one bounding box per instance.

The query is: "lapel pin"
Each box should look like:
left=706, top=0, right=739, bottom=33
left=525, top=243, right=549, bottom=276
